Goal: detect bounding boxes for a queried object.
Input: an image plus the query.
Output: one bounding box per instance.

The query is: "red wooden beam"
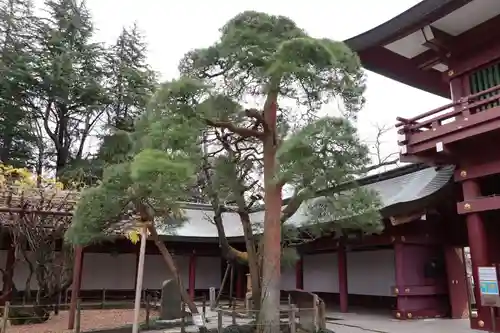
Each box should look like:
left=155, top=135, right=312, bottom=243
left=391, top=284, right=448, bottom=296
left=457, top=196, right=500, bottom=214
left=406, top=106, right=500, bottom=154
left=236, top=267, right=243, bottom=299
left=454, top=159, right=500, bottom=182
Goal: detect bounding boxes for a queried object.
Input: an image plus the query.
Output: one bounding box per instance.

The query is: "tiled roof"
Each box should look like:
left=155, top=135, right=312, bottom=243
left=159, top=165, right=455, bottom=238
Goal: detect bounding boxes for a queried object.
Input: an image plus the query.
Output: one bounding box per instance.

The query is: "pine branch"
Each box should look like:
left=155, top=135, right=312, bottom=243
left=205, top=118, right=264, bottom=139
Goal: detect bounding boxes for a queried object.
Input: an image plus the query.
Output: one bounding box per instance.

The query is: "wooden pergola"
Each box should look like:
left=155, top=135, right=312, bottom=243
left=0, top=184, right=82, bottom=327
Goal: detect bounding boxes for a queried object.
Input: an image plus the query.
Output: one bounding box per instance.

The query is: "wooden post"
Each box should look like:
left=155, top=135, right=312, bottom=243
left=101, top=289, right=106, bottom=309
left=68, top=246, right=84, bottom=329
left=229, top=264, right=234, bottom=303
left=217, top=309, right=223, bottom=333
left=215, top=264, right=231, bottom=306
left=75, top=299, right=81, bottom=333
left=288, top=303, right=296, bottom=333
left=132, top=226, right=148, bottom=333
left=202, top=297, right=206, bottom=319
left=1, top=301, right=10, bottom=333
left=232, top=299, right=236, bottom=324
left=145, top=294, right=151, bottom=329
left=181, top=302, right=186, bottom=333
left=209, top=287, right=216, bottom=310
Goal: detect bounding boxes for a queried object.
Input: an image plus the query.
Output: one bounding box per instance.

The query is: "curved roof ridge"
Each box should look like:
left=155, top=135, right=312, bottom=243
left=345, top=0, right=472, bottom=51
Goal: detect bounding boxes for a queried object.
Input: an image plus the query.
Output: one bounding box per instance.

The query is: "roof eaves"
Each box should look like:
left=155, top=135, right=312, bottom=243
left=345, top=0, right=472, bottom=51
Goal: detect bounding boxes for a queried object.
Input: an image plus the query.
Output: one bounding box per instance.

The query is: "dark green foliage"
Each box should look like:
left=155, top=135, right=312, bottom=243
left=179, top=11, right=382, bottom=237
left=0, top=0, right=38, bottom=167
left=66, top=82, right=204, bottom=245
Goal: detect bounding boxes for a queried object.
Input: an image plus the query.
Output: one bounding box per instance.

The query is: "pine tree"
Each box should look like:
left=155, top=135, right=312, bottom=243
left=66, top=81, right=207, bottom=330
left=177, top=11, right=382, bottom=332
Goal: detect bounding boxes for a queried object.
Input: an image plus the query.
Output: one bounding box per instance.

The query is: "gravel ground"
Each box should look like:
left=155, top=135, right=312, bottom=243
left=3, top=309, right=158, bottom=333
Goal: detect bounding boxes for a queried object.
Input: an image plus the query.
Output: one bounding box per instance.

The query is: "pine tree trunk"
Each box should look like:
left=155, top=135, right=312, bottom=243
left=260, top=97, right=282, bottom=333
left=146, top=224, right=206, bottom=333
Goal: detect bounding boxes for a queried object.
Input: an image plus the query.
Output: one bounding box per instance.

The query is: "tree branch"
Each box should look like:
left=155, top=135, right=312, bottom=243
left=205, top=119, right=264, bottom=139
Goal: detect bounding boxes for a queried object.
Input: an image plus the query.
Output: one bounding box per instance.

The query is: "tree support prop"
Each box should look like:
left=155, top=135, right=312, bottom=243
left=68, top=246, right=84, bottom=330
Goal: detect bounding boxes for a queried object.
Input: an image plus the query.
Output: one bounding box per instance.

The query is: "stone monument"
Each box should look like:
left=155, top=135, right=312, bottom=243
left=160, top=279, right=182, bottom=320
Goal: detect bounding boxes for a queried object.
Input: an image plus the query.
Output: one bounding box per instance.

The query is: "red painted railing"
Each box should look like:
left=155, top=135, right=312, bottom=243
left=396, top=83, right=500, bottom=134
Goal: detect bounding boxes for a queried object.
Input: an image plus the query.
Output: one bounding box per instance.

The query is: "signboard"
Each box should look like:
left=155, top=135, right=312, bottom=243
left=479, top=267, right=499, bottom=295
left=478, top=266, right=500, bottom=307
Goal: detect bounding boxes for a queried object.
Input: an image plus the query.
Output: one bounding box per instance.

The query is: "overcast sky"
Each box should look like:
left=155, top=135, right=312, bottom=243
left=75, top=0, right=450, bottom=161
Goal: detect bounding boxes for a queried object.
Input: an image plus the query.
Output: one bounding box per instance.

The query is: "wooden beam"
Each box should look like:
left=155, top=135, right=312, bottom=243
left=457, top=196, right=500, bottom=214
left=454, top=160, right=500, bottom=181
left=422, top=26, right=454, bottom=54
left=360, top=47, right=449, bottom=98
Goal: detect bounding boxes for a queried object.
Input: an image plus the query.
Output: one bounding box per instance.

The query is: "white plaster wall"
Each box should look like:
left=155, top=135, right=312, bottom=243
left=195, top=256, right=221, bottom=289
left=13, top=251, right=38, bottom=290
left=143, top=254, right=173, bottom=289
left=346, top=249, right=395, bottom=297
left=81, top=253, right=136, bottom=290
left=303, top=253, right=338, bottom=293
left=280, top=264, right=296, bottom=290
left=142, top=254, right=190, bottom=289
left=302, top=250, right=396, bottom=296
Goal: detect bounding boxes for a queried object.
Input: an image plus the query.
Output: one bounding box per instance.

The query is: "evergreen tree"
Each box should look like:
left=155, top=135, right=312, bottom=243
left=176, top=11, right=382, bottom=332
left=105, top=23, right=157, bottom=129
left=63, top=24, right=158, bottom=186
left=0, top=0, right=38, bottom=167
left=28, top=0, right=107, bottom=178
left=66, top=81, right=206, bottom=328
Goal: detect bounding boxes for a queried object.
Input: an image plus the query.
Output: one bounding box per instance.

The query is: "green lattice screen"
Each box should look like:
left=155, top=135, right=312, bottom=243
left=469, top=62, right=500, bottom=111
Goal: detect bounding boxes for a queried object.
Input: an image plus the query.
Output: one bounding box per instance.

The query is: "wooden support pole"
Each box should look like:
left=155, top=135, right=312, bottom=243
left=75, top=299, right=81, bottom=333
left=229, top=264, right=234, bottom=302
left=2, top=301, right=10, bottom=333
left=132, top=226, right=147, bottom=333
left=215, top=263, right=231, bottom=306
left=68, top=246, right=84, bottom=330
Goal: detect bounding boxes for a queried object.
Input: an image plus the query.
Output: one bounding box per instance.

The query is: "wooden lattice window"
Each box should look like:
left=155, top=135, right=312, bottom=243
left=469, top=61, right=500, bottom=111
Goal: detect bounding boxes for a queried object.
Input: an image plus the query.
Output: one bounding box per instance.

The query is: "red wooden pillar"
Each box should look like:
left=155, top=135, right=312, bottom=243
left=295, top=257, right=303, bottom=290
left=236, top=266, right=243, bottom=299
left=338, top=240, right=348, bottom=313
left=462, top=179, right=489, bottom=326
left=188, top=252, right=196, bottom=299
left=68, top=246, right=84, bottom=330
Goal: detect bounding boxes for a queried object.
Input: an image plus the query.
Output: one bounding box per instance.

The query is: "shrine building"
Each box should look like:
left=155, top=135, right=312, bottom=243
left=3, top=0, right=500, bottom=332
